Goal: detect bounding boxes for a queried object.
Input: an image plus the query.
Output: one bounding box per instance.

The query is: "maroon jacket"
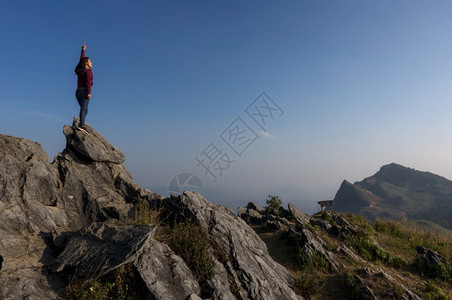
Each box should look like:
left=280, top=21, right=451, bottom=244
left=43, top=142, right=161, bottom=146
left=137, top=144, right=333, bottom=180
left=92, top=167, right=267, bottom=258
left=76, top=49, right=93, bottom=94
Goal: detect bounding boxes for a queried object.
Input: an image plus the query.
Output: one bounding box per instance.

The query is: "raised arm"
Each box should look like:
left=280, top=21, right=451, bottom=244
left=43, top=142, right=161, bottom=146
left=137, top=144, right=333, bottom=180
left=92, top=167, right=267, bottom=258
left=80, top=42, right=87, bottom=59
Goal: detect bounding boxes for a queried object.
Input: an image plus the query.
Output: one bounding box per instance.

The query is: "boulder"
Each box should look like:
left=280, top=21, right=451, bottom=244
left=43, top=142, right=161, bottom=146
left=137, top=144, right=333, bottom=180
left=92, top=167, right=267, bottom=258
left=50, top=220, right=201, bottom=299
left=246, top=201, right=262, bottom=212
left=310, top=218, right=332, bottom=231
left=237, top=207, right=247, bottom=219
left=247, top=208, right=266, bottom=225
left=350, top=267, right=421, bottom=300
left=288, top=202, right=310, bottom=228
left=134, top=240, right=201, bottom=299
left=298, top=228, right=338, bottom=271
left=49, top=220, right=156, bottom=277
left=0, top=135, right=69, bottom=300
left=416, top=246, right=452, bottom=278
left=63, top=118, right=125, bottom=164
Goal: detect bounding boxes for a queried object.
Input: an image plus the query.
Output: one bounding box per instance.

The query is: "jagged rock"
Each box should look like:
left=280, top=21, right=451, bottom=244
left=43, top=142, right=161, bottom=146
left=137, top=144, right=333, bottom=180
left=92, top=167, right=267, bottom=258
left=266, top=220, right=283, bottom=230
left=328, top=223, right=357, bottom=238
left=246, top=201, right=262, bottom=212
left=166, top=192, right=301, bottom=300
left=64, top=119, right=125, bottom=164
left=415, top=246, right=452, bottom=278
left=298, top=229, right=338, bottom=271
left=337, top=246, right=365, bottom=263
left=310, top=218, right=332, bottom=231
left=1, top=123, right=302, bottom=299
left=247, top=208, right=266, bottom=225
left=50, top=220, right=200, bottom=299
left=0, top=135, right=69, bottom=300
left=331, top=214, right=352, bottom=227
left=0, top=135, right=64, bottom=232
left=134, top=239, right=201, bottom=299
left=0, top=123, right=163, bottom=299
left=237, top=207, right=247, bottom=218
left=361, top=286, right=377, bottom=300
left=55, top=122, right=163, bottom=226
left=288, top=202, right=310, bottom=228
left=376, top=269, right=422, bottom=300
left=356, top=267, right=374, bottom=276
left=354, top=267, right=421, bottom=300
left=49, top=220, right=156, bottom=277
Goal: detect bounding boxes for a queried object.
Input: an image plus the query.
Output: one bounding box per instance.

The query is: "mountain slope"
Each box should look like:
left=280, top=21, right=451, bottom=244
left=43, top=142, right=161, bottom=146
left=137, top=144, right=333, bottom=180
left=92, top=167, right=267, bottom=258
left=334, top=163, right=452, bottom=230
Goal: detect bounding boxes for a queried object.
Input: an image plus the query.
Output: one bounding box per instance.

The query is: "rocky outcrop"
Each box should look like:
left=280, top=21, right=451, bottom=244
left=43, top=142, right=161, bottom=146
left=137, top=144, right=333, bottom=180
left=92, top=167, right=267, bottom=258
left=49, top=220, right=156, bottom=277
left=288, top=202, right=310, bottom=228
left=295, top=228, right=338, bottom=271
left=169, top=192, right=301, bottom=300
left=350, top=267, right=422, bottom=300
left=50, top=220, right=200, bottom=299
left=415, top=246, right=452, bottom=279
left=63, top=119, right=125, bottom=164
left=0, top=135, right=67, bottom=299
left=246, top=202, right=262, bottom=211
left=0, top=119, right=300, bottom=299
left=237, top=202, right=288, bottom=229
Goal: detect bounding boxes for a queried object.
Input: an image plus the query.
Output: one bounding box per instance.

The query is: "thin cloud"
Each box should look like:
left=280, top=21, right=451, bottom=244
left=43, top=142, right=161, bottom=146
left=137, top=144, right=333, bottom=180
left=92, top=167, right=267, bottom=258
left=24, top=110, right=66, bottom=123
left=258, top=131, right=279, bottom=140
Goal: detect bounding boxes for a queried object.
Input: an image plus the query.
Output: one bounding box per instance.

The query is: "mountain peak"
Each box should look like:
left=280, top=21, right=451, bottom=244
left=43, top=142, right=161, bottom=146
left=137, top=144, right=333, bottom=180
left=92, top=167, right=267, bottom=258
left=334, top=163, right=452, bottom=230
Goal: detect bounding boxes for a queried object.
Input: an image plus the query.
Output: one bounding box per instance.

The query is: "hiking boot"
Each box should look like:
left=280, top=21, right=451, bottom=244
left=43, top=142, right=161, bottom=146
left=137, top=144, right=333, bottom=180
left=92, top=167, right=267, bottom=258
left=76, top=125, right=89, bottom=134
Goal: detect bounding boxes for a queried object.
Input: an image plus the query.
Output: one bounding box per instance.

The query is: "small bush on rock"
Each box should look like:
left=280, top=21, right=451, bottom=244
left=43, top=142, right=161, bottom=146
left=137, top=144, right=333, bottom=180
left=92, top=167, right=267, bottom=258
left=166, top=221, right=215, bottom=282
left=264, top=195, right=282, bottom=216
left=62, top=263, right=145, bottom=300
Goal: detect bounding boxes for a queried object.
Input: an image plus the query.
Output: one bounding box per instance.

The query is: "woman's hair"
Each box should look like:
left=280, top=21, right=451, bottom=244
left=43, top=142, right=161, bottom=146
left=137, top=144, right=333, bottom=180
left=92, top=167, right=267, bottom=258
left=74, top=57, right=90, bottom=74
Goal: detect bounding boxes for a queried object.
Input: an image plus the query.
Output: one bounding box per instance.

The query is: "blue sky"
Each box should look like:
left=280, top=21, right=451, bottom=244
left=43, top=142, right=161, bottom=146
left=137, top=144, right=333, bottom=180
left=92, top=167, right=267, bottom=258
left=1, top=1, right=452, bottom=206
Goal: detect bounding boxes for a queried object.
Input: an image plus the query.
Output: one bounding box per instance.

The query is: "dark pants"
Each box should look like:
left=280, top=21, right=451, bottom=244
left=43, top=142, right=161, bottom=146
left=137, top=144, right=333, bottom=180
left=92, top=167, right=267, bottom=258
left=75, top=89, right=89, bottom=126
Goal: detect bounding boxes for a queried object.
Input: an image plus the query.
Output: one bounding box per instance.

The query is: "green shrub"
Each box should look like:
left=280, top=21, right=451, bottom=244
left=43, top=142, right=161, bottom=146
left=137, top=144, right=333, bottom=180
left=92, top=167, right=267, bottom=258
left=166, top=221, right=215, bottom=281
left=133, top=198, right=161, bottom=226
left=418, top=281, right=447, bottom=300
left=264, top=195, right=282, bottom=216
left=341, top=270, right=361, bottom=300
left=374, top=219, right=407, bottom=239
left=294, top=269, right=320, bottom=299
left=345, top=228, right=404, bottom=268
left=418, top=262, right=452, bottom=283
left=62, top=263, right=144, bottom=300
left=298, top=252, right=330, bottom=271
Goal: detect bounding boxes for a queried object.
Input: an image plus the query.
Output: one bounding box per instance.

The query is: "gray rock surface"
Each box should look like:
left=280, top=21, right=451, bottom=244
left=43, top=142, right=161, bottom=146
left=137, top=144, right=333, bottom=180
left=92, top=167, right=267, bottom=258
left=246, top=201, right=262, bottom=212
left=0, top=135, right=66, bottom=300
left=288, top=202, right=310, bottom=228
left=167, top=192, right=301, bottom=300
left=134, top=239, right=201, bottom=299
left=298, top=228, right=338, bottom=271
left=0, top=121, right=301, bottom=299
left=247, top=208, right=266, bottom=225
left=49, top=220, right=156, bottom=277
left=64, top=118, right=125, bottom=164
left=0, top=122, right=162, bottom=299
left=416, top=245, right=452, bottom=277
left=50, top=220, right=201, bottom=299
left=351, top=267, right=421, bottom=300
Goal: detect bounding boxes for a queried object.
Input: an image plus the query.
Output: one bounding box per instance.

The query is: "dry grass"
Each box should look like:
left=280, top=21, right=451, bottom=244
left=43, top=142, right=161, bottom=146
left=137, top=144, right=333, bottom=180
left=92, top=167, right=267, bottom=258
left=253, top=213, right=452, bottom=299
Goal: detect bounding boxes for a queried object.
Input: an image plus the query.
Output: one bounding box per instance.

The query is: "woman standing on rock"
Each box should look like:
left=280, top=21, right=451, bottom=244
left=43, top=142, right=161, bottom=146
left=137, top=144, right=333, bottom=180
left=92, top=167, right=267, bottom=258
left=74, top=42, right=93, bottom=132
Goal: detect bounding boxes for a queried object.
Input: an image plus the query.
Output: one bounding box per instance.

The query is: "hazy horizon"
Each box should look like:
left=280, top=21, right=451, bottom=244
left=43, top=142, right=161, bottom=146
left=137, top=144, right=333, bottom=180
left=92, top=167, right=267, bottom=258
left=2, top=1, right=452, bottom=204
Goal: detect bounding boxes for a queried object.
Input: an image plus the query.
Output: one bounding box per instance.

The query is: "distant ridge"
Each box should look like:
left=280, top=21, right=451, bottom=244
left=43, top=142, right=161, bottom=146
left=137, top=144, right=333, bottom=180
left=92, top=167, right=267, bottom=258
left=333, top=163, right=452, bottom=230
